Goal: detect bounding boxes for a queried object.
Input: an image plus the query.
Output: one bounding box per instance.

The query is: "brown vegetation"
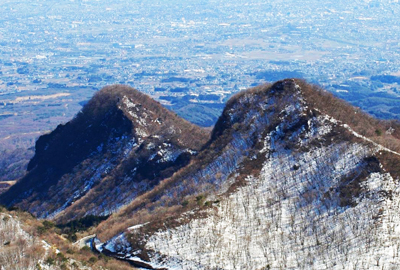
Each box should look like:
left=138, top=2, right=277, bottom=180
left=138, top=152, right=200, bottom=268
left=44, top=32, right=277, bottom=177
left=295, top=79, right=400, bottom=184
left=4, top=80, right=400, bottom=268
left=376, top=151, right=400, bottom=180
left=297, top=79, right=400, bottom=153
left=0, top=206, right=136, bottom=270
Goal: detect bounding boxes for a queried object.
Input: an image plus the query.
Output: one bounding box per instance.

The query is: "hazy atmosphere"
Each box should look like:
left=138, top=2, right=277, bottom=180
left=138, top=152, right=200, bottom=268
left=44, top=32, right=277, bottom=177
left=1, top=0, right=400, bottom=146
left=1, top=1, right=400, bottom=269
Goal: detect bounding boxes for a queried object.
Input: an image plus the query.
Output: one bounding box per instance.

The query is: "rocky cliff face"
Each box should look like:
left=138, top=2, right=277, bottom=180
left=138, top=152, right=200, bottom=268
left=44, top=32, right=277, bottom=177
left=0, top=85, right=209, bottom=222
left=94, top=80, right=400, bottom=269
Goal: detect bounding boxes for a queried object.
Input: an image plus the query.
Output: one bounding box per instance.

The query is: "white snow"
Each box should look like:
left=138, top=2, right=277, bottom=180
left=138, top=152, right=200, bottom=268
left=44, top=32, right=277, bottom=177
left=141, top=113, right=400, bottom=269
left=135, top=128, right=149, bottom=138
left=145, top=140, right=381, bottom=269
left=101, top=82, right=400, bottom=269
left=128, top=222, right=150, bottom=231
left=343, top=124, right=400, bottom=156
left=156, top=148, right=183, bottom=163
left=122, top=96, right=137, bottom=109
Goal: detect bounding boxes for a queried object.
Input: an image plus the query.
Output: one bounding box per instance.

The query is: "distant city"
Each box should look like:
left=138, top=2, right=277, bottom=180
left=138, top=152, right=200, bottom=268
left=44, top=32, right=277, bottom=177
left=1, top=0, right=400, bottom=150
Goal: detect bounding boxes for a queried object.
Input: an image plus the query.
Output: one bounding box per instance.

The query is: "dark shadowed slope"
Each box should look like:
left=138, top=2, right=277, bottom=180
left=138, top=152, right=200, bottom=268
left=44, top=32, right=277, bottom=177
left=0, top=85, right=209, bottom=222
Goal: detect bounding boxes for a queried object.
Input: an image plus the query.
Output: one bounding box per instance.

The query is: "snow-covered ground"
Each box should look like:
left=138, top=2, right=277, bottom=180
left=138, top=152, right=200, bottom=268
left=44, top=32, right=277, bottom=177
left=143, top=114, right=398, bottom=269
left=100, top=81, right=400, bottom=269
left=146, top=143, right=396, bottom=269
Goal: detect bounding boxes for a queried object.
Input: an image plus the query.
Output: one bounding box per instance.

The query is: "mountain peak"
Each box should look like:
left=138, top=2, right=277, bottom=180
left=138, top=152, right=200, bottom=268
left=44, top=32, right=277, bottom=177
left=91, top=80, right=400, bottom=269
left=0, top=85, right=209, bottom=221
left=210, top=79, right=303, bottom=141
left=3, top=80, right=400, bottom=269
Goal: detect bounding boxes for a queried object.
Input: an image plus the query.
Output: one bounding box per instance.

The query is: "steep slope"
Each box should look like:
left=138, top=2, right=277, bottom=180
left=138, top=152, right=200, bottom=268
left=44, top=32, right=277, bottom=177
left=94, top=79, right=400, bottom=269
left=0, top=206, right=137, bottom=270
left=0, top=85, right=209, bottom=222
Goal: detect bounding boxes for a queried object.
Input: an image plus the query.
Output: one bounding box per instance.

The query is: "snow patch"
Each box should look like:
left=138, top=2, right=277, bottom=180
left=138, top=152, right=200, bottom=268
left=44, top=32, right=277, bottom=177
left=343, top=124, right=400, bottom=156
left=135, top=128, right=149, bottom=138
left=128, top=222, right=150, bottom=231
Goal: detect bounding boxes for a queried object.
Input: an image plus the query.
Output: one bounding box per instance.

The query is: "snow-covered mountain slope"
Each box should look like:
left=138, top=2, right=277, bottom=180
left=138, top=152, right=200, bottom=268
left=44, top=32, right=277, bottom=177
left=95, top=79, right=400, bottom=269
left=3, top=79, right=400, bottom=269
left=0, top=85, right=209, bottom=222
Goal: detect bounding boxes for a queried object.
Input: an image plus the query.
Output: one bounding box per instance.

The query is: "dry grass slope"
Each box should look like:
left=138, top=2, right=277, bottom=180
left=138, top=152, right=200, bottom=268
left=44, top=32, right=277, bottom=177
left=0, top=206, right=137, bottom=270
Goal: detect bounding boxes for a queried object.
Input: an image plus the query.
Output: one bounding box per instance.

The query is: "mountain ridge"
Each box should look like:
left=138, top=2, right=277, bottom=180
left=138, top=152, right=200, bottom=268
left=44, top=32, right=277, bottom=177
left=2, top=79, right=400, bottom=269
left=92, top=79, right=400, bottom=269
